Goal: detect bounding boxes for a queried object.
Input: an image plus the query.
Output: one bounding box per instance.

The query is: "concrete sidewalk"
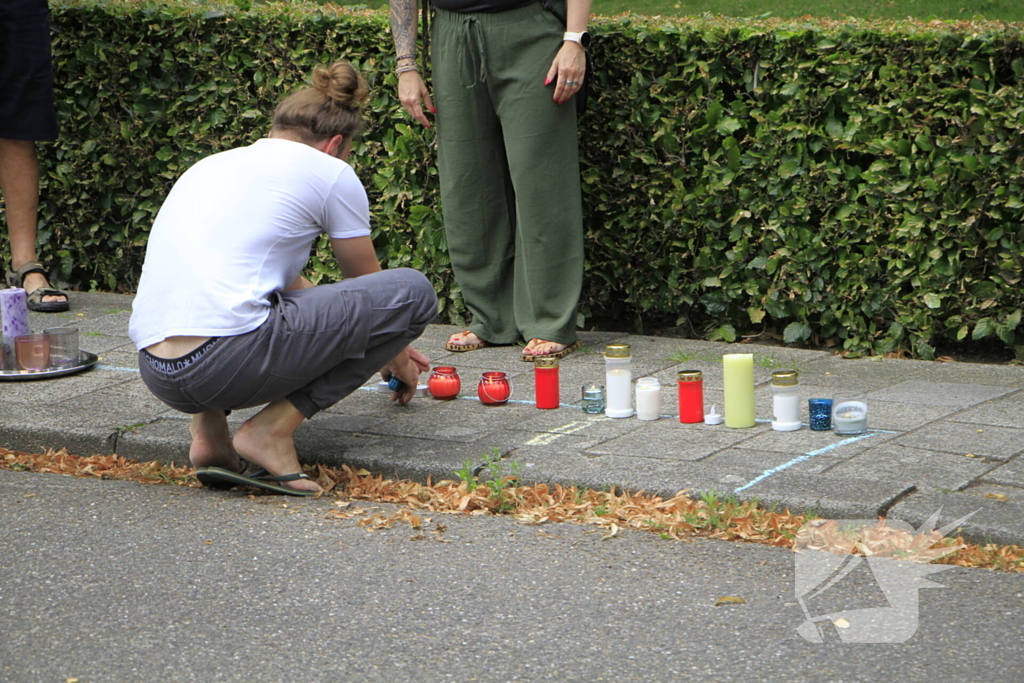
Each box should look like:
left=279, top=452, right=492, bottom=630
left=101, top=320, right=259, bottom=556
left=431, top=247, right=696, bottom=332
left=2, top=292, right=1023, bottom=546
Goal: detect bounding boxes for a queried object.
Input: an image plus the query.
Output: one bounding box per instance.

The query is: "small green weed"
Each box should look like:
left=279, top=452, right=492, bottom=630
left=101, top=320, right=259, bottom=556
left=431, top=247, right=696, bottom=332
left=668, top=348, right=713, bottom=364
left=455, top=448, right=521, bottom=512
left=113, top=422, right=147, bottom=435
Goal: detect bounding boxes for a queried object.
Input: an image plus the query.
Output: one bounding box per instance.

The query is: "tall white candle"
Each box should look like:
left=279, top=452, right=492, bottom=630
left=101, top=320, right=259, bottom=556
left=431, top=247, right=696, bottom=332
left=605, top=344, right=633, bottom=418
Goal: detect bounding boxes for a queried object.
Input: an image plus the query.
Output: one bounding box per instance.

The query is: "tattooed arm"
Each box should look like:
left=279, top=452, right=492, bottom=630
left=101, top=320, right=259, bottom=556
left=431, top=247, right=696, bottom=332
left=389, top=0, right=434, bottom=127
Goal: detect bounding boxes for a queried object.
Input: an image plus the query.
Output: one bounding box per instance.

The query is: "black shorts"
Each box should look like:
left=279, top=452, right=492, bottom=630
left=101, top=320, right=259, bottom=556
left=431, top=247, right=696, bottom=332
left=0, top=0, right=58, bottom=141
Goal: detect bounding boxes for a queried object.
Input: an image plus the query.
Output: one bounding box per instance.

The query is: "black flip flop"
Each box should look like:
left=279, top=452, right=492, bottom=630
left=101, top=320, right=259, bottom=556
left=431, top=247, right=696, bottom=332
left=194, top=466, right=316, bottom=497
left=194, top=458, right=250, bottom=490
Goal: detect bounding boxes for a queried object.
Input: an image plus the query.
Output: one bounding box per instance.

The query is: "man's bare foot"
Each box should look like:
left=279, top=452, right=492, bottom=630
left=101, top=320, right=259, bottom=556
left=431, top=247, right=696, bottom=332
left=231, top=400, right=322, bottom=494
left=21, top=271, right=67, bottom=305
left=189, top=410, right=244, bottom=472
left=445, top=330, right=488, bottom=351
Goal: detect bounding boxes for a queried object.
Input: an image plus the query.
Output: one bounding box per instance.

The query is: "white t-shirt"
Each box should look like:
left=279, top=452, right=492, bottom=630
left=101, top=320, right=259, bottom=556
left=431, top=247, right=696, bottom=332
left=129, top=138, right=371, bottom=350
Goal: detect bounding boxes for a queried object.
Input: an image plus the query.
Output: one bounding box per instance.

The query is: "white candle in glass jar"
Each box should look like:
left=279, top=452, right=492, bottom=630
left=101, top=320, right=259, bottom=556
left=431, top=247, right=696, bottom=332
left=833, top=400, right=868, bottom=435
left=605, top=343, right=633, bottom=418
left=635, top=377, right=661, bottom=420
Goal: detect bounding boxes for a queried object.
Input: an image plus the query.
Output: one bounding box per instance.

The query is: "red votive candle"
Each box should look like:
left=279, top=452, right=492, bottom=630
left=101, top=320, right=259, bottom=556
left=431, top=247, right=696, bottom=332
left=677, top=370, right=704, bottom=423
left=478, top=371, right=511, bottom=405
left=534, top=356, right=559, bottom=409
left=428, top=366, right=461, bottom=400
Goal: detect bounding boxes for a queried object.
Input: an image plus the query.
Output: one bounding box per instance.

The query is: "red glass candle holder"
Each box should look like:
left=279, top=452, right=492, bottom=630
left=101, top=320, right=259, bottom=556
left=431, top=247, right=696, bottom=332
left=477, top=371, right=511, bottom=405
left=677, top=370, right=704, bottom=423
left=428, top=366, right=461, bottom=400
left=534, top=356, right=559, bottom=409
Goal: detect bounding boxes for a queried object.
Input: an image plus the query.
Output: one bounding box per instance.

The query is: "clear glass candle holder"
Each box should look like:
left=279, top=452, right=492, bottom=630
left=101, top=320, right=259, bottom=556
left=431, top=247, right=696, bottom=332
left=832, top=392, right=868, bottom=435
left=44, top=326, right=79, bottom=368
left=15, top=334, right=50, bottom=370
left=581, top=383, right=605, bottom=414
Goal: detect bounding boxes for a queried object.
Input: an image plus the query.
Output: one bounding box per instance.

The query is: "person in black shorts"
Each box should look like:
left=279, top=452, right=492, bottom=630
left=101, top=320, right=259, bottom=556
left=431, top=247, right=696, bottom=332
left=0, top=0, right=70, bottom=312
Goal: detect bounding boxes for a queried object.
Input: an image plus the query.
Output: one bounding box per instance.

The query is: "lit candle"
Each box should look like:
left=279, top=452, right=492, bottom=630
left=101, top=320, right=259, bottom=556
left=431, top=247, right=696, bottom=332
left=832, top=392, right=868, bottom=435
left=723, top=353, right=755, bottom=428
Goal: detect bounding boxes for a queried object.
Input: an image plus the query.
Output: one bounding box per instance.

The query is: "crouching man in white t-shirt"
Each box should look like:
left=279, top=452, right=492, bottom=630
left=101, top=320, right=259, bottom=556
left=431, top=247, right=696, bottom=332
left=128, top=61, right=436, bottom=496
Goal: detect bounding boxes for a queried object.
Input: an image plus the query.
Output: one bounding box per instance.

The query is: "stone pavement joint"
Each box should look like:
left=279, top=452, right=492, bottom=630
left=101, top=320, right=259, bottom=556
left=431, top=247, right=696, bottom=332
left=2, top=292, right=1024, bottom=546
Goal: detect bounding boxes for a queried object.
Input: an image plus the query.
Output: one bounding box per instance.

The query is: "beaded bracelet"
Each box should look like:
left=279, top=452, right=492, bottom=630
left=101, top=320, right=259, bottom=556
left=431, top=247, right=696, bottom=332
left=396, top=53, right=417, bottom=62
left=395, top=64, right=420, bottom=75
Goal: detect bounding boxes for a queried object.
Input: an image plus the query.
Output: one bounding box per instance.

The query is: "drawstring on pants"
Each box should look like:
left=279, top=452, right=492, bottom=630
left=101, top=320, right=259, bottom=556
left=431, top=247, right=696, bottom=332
left=456, top=16, right=488, bottom=89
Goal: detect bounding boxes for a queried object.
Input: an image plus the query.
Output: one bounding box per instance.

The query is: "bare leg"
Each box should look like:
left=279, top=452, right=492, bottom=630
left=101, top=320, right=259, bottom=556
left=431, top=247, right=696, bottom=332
left=188, top=409, right=243, bottom=472
left=231, top=399, right=322, bottom=493
left=0, top=138, right=64, bottom=303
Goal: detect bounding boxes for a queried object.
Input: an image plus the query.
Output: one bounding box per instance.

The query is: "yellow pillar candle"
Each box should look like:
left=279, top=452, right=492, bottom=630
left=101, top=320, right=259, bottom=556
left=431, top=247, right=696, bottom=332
left=723, top=353, right=756, bottom=428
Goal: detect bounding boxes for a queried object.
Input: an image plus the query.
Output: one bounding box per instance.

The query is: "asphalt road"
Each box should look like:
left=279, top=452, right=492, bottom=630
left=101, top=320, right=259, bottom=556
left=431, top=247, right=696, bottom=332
left=1, top=469, right=1022, bottom=683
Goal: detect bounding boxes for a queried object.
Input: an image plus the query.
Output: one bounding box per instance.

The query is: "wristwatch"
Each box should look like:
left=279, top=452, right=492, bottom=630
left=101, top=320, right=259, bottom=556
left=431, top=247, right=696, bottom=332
left=562, top=31, right=591, bottom=49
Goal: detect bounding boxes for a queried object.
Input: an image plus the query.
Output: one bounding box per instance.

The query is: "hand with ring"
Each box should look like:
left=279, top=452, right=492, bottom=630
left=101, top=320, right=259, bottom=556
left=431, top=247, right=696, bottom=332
left=545, top=40, right=587, bottom=106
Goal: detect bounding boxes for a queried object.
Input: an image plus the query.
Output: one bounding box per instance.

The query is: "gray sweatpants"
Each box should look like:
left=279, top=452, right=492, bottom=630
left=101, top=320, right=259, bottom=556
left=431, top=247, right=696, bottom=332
left=138, top=269, right=437, bottom=419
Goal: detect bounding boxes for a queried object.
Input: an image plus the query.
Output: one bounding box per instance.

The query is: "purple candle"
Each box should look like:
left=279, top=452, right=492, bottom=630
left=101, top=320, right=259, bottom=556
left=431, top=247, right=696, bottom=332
left=1, top=288, right=30, bottom=338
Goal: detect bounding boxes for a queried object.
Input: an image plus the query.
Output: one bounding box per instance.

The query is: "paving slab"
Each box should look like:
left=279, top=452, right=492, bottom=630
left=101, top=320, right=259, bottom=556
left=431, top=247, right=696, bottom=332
left=887, top=488, right=1024, bottom=548
left=5, top=291, right=1024, bottom=547
left=737, top=472, right=915, bottom=520
left=824, top=443, right=1000, bottom=492
left=887, top=422, right=1024, bottom=461
left=979, top=459, right=1024, bottom=488
left=867, top=380, right=1015, bottom=408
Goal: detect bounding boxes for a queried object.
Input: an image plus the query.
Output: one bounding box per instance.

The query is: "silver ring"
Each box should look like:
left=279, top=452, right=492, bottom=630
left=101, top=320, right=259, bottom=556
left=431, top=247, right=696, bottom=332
left=566, top=80, right=579, bottom=85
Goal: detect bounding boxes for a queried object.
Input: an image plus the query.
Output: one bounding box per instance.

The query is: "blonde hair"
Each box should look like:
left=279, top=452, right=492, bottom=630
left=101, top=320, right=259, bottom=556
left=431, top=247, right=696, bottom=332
left=271, top=61, right=369, bottom=143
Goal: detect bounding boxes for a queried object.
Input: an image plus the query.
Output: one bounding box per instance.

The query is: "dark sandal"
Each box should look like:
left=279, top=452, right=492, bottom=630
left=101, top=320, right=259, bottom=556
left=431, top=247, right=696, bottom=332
left=193, top=466, right=317, bottom=497
left=6, top=261, right=70, bottom=313
left=445, top=330, right=489, bottom=353
left=521, top=339, right=582, bottom=362
left=193, top=458, right=250, bottom=490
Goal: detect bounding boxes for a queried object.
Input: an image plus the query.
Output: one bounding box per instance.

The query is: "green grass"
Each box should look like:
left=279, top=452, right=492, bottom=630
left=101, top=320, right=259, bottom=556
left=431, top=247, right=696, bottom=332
left=327, top=0, right=1023, bottom=21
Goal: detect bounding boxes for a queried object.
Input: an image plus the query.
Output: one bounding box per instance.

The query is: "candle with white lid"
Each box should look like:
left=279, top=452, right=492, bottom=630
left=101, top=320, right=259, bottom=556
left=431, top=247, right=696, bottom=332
left=723, top=353, right=755, bottom=428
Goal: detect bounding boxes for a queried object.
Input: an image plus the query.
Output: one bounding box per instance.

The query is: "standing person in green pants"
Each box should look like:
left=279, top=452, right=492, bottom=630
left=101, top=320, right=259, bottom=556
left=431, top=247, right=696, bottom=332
left=389, top=0, right=589, bottom=361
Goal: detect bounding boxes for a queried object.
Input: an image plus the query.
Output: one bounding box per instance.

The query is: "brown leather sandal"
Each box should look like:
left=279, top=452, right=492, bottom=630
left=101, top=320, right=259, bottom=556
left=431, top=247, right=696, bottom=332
left=6, top=261, right=70, bottom=313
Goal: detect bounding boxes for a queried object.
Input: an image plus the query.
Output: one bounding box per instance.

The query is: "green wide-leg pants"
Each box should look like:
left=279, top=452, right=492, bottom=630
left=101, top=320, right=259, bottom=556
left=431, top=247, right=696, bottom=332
left=432, top=1, right=584, bottom=345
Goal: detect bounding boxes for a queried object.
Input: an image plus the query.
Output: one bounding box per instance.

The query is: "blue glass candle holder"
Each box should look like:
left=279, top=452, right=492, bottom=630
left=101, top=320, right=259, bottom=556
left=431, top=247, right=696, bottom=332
left=808, top=398, right=832, bottom=431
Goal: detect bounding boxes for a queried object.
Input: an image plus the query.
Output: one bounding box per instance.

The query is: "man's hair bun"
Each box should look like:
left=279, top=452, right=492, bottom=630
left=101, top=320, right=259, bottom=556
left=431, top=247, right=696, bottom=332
left=272, top=60, right=369, bottom=143
left=311, top=62, right=369, bottom=111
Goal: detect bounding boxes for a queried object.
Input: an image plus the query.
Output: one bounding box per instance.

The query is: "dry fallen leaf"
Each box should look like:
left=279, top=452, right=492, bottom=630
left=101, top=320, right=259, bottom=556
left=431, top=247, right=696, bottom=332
left=833, top=618, right=851, bottom=629
left=601, top=523, right=620, bottom=540
left=985, top=493, right=1009, bottom=502
left=715, top=596, right=746, bottom=606
left=3, top=448, right=1023, bottom=574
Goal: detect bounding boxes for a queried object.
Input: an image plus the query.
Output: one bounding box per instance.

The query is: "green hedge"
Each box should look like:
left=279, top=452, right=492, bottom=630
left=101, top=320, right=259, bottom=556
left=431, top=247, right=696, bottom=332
left=5, top=1, right=1024, bottom=358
